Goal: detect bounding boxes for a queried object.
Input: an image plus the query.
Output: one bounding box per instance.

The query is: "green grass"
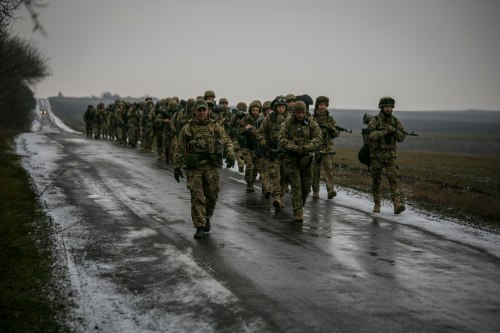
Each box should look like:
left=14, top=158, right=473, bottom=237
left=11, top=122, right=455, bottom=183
left=0, top=134, right=71, bottom=333
left=333, top=147, right=500, bottom=231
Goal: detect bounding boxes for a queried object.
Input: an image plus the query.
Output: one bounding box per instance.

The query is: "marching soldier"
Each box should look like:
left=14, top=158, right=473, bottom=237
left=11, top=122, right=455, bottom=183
left=279, top=101, right=322, bottom=222
left=173, top=99, right=235, bottom=239
left=365, top=97, right=406, bottom=214
left=312, top=96, right=339, bottom=199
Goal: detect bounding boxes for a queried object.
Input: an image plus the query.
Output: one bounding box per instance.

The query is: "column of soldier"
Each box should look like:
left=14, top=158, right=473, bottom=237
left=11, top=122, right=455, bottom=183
left=83, top=91, right=406, bottom=239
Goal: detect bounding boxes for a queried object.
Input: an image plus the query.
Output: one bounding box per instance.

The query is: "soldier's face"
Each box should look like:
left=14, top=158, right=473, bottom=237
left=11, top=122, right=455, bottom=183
left=288, top=101, right=296, bottom=108
left=317, top=103, right=328, bottom=113
left=194, top=107, right=208, bottom=120
left=250, top=107, right=260, bottom=117
left=276, top=105, right=286, bottom=114
left=294, top=110, right=306, bottom=121
left=382, top=106, right=393, bottom=115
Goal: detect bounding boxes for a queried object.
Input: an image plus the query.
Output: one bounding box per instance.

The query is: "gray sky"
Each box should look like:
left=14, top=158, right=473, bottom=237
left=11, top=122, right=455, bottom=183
left=13, top=0, right=500, bottom=110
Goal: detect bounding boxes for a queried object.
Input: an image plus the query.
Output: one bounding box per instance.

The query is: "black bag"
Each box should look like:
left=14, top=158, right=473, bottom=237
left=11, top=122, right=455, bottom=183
left=358, top=144, right=371, bottom=167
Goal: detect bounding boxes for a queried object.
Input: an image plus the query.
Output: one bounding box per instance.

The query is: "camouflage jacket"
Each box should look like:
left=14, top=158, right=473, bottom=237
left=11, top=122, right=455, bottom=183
left=313, top=111, right=339, bottom=149
left=278, top=117, right=322, bottom=159
left=256, top=111, right=287, bottom=149
left=366, top=111, right=405, bottom=159
left=173, top=118, right=234, bottom=169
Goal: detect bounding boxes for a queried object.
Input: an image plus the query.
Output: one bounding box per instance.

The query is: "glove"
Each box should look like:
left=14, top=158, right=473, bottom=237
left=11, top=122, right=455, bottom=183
left=174, top=168, right=183, bottom=183
left=385, top=125, right=397, bottom=133
left=226, top=155, right=235, bottom=168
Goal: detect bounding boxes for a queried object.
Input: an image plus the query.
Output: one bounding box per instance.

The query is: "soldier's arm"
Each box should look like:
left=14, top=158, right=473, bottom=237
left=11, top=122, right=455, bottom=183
left=216, top=123, right=234, bottom=157
left=173, top=126, right=188, bottom=169
left=394, top=118, right=406, bottom=142
left=308, top=120, right=323, bottom=150
left=368, top=118, right=387, bottom=141
left=278, top=119, right=297, bottom=152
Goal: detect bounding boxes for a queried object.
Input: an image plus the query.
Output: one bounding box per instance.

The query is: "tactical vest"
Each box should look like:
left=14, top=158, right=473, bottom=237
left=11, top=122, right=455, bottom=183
left=368, top=114, right=400, bottom=150
left=266, top=113, right=286, bottom=148
left=286, top=119, right=312, bottom=146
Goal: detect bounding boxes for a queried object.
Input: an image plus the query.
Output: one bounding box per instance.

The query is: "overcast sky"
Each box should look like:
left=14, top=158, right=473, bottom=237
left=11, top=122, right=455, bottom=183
left=13, top=0, right=500, bottom=111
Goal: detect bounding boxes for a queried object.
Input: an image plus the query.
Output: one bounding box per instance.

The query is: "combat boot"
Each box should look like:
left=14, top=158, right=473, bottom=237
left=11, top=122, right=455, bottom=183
left=204, top=218, right=211, bottom=232
left=373, top=199, right=381, bottom=213
left=272, top=194, right=283, bottom=209
left=246, top=183, right=255, bottom=193
left=327, top=190, right=337, bottom=200
left=194, top=227, right=206, bottom=239
left=393, top=198, right=406, bottom=214
left=312, top=191, right=319, bottom=199
left=293, top=210, right=303, bottom=222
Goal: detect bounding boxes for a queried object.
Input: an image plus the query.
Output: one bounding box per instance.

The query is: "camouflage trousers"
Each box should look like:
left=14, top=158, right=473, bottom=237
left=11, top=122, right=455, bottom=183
left=267, top=158, right=284, bottom=197
left=286, top=160, right=312, bottom=215
left=232, top=140, right=245, bottom=170
left=312, top=153, right=335, bottom=193
left=256, top=156, right=270, bottom=195
left=92, top=123, right=102, bottom=139
left=241, top=148, right=257, bottom=186
left=186, top=164, right=220, bottom=228
left=127, top=126, right=139, bottom=146
left=370, top=156, right=401, bottom=202
left=85, top=122, right=92, bottom=138
left=163, top=135, right=172, bottom=163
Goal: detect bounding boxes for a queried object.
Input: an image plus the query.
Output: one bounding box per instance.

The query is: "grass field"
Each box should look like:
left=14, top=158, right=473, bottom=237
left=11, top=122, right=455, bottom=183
left=0, top=134, right=71, bottom=332
left=333, top=147, right=500, bottom=231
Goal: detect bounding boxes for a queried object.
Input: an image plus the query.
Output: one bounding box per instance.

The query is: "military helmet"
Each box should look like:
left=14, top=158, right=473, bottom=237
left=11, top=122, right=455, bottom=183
left=378, top=96, right=395, bottom=108
left=262, top=101, right=272, bottom=110
left=204, top=90, right=216, bottom=99
left=172, top=96, right=179, bottom=103
left=219, top=98, right=228, bottom=105
left=249, top=100, right=262, bottom=112
left=315, top=96, right=329, bottom=108
left=286, top=94, right=297, bottom=102
left=294, top=101, right=307, bottom=112
left=236, top=102, right=247, bottom=111
left=272, top=95, right=287, bottom=108
left=194, top=99, right=208, bottom=110
left=167, top=99, right=178, bottom=110
left=186, top=98, right=196, bottom=110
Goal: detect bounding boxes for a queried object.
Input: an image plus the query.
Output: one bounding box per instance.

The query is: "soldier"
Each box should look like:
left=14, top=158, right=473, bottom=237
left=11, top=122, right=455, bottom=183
left=203, top=90, right=216, bottom=103
left=83, top=105, right=94, bottom=138
left=228, top=102, right=248, bottom=172
left=279, top=101, right=322, bottom=222
left=366, top=97, right=406, bottom=214
left=217, top=97, right=232, bottom=134
left=286, top=93, right=297, bottom=117
left=312, top=96, right=339, bottom=199
left=257, top=96, right=288, bottom=209
left=237, top=100, right=261, bottom=193
left=127, top=104, right=140, bottom=147
left=173, top=99, right=235, bottom=239
left=93, top=103, right=106, bottom=139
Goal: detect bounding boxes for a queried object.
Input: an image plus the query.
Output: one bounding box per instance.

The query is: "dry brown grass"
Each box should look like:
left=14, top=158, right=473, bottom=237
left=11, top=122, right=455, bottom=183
left=332, top=147, right=500, bottom=231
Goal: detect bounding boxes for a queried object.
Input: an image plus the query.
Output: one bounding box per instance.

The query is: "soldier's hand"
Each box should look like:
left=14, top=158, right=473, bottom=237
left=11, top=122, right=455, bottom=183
left=226, top=155, right=235, bottom=168
left=174, top=168, right=183, bottom=183
left=385, top=125, right=397, bottom=133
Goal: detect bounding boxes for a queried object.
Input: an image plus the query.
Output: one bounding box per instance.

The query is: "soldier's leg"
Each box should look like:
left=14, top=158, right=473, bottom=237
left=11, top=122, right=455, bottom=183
left=322, top=154, right=336, bottom=199
left=288, top=165, right=303, bottom=221
left=186, top=170, right=206, bottom=228
left=300, top=165, right=313, bottom=206
left=312, top=160, right=321, bottom=198
left=269, top=159, right=283, bottom=208
left=242, top=149, right=254, bottom=192
left=386, top=160, right=405, bottom=214
left=202, top=167, right=220, bottom=220
left=370, top=158, right=383, bottom=213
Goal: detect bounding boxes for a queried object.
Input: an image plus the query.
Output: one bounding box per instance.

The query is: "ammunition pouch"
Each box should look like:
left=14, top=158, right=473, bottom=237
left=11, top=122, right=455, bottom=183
left=298, top=154, right=313, bottom=168
left=185, top=153, right=200, bottom=170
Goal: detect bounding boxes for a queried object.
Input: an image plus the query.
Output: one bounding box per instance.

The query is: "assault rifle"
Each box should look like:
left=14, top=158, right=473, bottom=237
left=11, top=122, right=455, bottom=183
left=361, top=128, right=418, bottom=136
left=335, top=125, right=352, bottom=133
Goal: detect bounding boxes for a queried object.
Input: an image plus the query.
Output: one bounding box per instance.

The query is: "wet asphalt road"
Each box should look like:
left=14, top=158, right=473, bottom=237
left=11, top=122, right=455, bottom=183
left=24, top=121, right=500, bottom=332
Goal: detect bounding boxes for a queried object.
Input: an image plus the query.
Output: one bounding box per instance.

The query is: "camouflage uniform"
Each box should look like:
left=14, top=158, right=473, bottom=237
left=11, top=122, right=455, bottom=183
left=312, top=96, right=339, bottom=199
left=237, top=101, right=261, bottom=192
left=279, top=101, right=322, bottom=221
left=228, top=102, right=247, bottom=172
left=83, top=105, right=94, bottom=138
left=127, top=105, right=140, bottom=147
left=366, top=97, right=406, bottom=214
left=256, top=96, right=288, bottom=208
left=93, top=103, right=106, bottom=139
left=173, top=100, right=235, bottom=237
